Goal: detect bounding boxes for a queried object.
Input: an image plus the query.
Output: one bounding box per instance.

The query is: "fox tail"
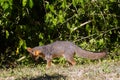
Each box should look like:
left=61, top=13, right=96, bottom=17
left=75, top=46, right=107, bottom=60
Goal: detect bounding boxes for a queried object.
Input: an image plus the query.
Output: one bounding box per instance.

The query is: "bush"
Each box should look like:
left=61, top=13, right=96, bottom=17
left=0, top=0, right=120, bottom=67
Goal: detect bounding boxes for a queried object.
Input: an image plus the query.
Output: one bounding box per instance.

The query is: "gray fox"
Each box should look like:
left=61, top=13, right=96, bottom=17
left=27, top=41, right=106, bottom=68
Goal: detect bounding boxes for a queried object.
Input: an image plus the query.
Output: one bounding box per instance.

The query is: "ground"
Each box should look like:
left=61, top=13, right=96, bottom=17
left=0, top=60, right=120, bottom=80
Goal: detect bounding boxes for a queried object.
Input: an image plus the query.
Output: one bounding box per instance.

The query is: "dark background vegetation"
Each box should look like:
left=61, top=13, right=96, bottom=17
left=0, top=0, right=120, bottom=68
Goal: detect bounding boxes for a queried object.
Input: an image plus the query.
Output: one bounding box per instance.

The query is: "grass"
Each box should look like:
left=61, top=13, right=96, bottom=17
left=0, top=59, right=120, bottom=80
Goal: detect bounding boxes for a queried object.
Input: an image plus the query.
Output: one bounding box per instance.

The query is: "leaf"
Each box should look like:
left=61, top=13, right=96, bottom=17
left=80, top=0, right=84, bottom=8
left=110, top=0, right=115, bottom=2
left=45, top=2, right=49, bottom=9
left=72, top=0, right=76, bottom=7
left=16, top=48, right=19, bottom=54
left=23, top=40, right=27, bottom=49
left=29, top=0, right=33, bottom=8
left=39, top=42, right=44, bottom=46
left=2, top=2, right=9, bottom=10
left=53, top=18, right=57, bottom=26
left=22, top=0, right=27, bottom=7
left=67, top=22, right=70, bottom=29
left=49, top=5, right=54, bottom=13
left=39, top=33, right=43, bottom=39
left=6, top=30, right=9, bottom=39
left=90, top=39, right=96, bottom=44
left=19, top=39, right=24, bottom=48
left=58, top=10, right=64, bottom=23
left=99, top=39, right=104, bottom=45
left=62, top=0, right=66, bottom=8
left=59, top=15, right=63, bottom=23
left=80, top=42, right=87, bottom=47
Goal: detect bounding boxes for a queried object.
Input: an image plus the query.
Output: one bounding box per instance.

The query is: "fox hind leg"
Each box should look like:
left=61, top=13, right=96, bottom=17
left=63, top=54, right=76, bottom=66
left=67, top=58, right=76, bottom=66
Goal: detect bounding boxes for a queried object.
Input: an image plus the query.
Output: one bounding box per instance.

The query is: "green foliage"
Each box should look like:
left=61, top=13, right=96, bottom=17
left=0, top=0, right=120, bottom=67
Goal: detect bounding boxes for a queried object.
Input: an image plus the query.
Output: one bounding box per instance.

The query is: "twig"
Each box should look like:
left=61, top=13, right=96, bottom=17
left=95, top=27, right=120, bottom=39
left=76, top=33, right=97, bottom=42
left=17, top=56, right=26, bottom=62
left=60, top=15, right=76, bottom=26
left=76, top=27, right=120, bottom=41
left=73, top=20, right=92, bottom=31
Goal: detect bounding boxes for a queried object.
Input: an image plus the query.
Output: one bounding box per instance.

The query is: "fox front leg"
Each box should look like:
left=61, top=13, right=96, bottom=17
left=45, top=55, right=53, bottom=68
left=46, top=59, right=52, bottom=69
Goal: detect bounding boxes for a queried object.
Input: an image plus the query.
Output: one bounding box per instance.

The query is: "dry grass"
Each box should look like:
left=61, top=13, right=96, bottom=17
left=0, top=60, right=120, bottom=80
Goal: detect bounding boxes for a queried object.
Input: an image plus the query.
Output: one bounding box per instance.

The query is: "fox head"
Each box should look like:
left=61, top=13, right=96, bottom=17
left=27, top=47, right=41, bottom=57
left=27, top=47, right=44, bottom=61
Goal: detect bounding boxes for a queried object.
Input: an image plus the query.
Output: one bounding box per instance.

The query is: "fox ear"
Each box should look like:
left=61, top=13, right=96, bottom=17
left=35, top=50, right=41, bottom=56
left=27, top=47, right=32, bottom=52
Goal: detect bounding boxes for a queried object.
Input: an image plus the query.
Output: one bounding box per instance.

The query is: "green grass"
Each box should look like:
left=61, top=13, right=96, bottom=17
left=0, top=60, right=120, bottom=80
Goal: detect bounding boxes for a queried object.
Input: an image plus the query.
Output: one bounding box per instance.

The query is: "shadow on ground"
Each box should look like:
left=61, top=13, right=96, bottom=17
left=20, top=73, right=67, bottom=80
